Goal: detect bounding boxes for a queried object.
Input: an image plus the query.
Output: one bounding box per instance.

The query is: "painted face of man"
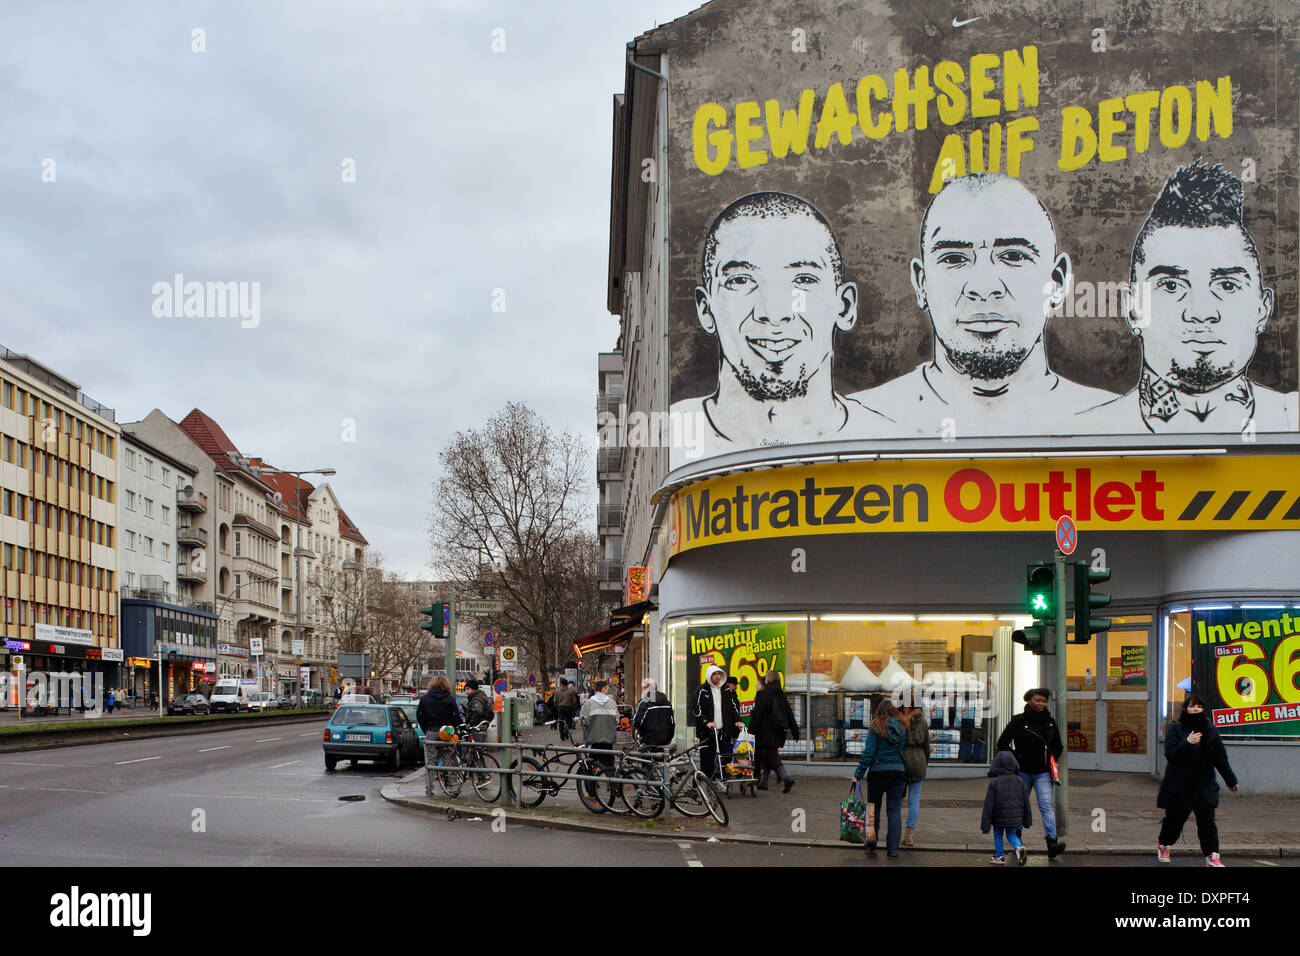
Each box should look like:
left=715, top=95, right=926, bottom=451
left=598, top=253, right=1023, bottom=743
left=696, top=213, right=857, bottom=401
left=912, top=179, right=1067, bottom=381
left=1131, top=225, right=1273, bottom=392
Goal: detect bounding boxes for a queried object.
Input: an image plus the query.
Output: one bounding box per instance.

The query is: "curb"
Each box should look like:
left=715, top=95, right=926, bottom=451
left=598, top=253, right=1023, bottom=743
left=378, top=782, right=1300, bottom=857
left=0, top=711, right=328, bottom=754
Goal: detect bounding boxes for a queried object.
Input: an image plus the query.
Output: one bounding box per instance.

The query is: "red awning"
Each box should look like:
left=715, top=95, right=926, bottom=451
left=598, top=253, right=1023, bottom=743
left=573, top=621, right=640, bottom=658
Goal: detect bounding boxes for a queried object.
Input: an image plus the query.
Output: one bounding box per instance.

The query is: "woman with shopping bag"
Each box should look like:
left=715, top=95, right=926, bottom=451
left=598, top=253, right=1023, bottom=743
left=749, top=671, right=800, bottom=792
left=851, top=700, right=908, bottom=858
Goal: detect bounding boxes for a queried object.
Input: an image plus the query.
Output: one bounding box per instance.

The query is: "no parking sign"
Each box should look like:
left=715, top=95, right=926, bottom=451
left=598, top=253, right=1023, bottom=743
left=493, top=678, right=509, bottom=695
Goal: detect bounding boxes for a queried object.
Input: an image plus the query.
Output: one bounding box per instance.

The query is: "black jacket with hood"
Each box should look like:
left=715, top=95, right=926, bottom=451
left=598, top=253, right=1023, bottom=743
left=463, top=689, right=492, bottom=727
left=1157, top=711, right=1237, bottom=811
left=416, top=688, right=464, bottom=733
left=996, top=704, right=1064, bottom=775
left=632, top=690, right=676, bottom=747
left=982, top=750, right=1034, bottom=832
left=748, top=684, right=800, bottom=751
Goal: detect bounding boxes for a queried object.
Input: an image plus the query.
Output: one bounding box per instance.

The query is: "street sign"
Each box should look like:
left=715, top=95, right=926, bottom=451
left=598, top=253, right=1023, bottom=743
left=493, top=678, right=509, bottom=694
left=1055, top=515, right=1078, bottom=555
left=484, top=632, right=494, bottom=646
left=292, top=639, right=304, bottom=656
left=460, top=600, right=505, bottom=614
left=250, top=637, right=264, bottom=655
left=528, top=673, right=537, bottom=687
left=499, top=646, right=518, bottom=671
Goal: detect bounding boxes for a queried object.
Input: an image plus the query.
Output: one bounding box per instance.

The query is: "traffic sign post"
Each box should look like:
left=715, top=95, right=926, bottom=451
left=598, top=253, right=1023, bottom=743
left=1054, top=546, right=1069, bottom=838
left=1055, top=515, right=1077, bottom=555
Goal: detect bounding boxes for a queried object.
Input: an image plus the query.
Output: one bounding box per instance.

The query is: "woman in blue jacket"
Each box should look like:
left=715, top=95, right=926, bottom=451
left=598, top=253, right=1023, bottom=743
left=853, top=700, right=909, bottom=857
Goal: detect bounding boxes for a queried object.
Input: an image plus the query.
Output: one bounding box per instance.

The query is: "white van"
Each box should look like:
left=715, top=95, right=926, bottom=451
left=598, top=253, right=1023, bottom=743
left=211, top=679, right=255, bottom=713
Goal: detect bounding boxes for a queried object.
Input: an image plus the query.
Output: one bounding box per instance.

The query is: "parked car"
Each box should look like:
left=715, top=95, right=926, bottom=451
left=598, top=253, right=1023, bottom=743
left=167, top=693, right=212, bottom=717
left=336, top=693, right=376, bottom=707
left=322, top=704, right=420, bottom=771
left=390, top=702, right=426, bottom=764
left=301, top=690, right=325, bottom=707
left=247, top=692, right=278, bottom=712
left=274, top=695, right=294, bottom=710
left=211, top=679, right=255, bottom=713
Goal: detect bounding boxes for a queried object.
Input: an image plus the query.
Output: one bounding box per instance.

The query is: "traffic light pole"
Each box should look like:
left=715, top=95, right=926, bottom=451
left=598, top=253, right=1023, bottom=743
left=1053, top=549, right=1069, bottom=838
left=447, top=599, right=457, bottom=690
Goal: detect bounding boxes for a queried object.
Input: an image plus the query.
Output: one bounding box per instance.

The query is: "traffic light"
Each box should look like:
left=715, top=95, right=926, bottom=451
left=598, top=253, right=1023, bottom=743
left=1012, top=624, right=1047, bottom=654
left=1071, top=562, right=1112, bottom=644
left=1026, top=563, right=1055, bottom=620
left=419, top=603, right=450, bottom=638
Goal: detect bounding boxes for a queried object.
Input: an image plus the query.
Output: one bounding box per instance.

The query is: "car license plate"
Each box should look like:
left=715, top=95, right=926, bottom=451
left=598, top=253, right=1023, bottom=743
left=346, top=733, right=370, bottom=742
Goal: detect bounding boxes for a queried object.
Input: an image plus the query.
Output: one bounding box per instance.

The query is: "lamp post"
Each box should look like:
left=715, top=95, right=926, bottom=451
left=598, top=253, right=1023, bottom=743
left=246, top=464, right=336, bottom=705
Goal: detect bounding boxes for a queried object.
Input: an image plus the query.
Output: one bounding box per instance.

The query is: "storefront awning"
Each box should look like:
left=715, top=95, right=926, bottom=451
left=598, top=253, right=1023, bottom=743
left=609, top=600, right=654, bottom=628
left=573, top=620, right=641, bottom=658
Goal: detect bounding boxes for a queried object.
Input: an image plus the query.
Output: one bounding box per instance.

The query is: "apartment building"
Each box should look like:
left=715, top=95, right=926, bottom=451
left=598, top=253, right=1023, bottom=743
left=0, top=347, right=122, bottom=697
left=596, top=351, right=624, bottom=604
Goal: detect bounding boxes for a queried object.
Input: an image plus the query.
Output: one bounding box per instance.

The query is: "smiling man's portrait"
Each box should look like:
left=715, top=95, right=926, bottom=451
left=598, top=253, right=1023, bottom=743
left=669, top=191, right=895, bottom=459
left=849, top=173, right=1116, bottom=436
left=1078, top=161, right=1299, bottom=433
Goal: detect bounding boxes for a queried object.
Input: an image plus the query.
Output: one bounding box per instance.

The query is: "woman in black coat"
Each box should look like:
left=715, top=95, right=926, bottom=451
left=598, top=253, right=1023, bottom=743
left=748, top=672, right=800, bottom=793
left=1157, top=694, right=1238, bottom=866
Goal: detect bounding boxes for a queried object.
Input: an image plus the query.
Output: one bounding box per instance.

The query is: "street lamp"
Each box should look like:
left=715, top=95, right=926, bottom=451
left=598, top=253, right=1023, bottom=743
left=245, top=464, right=337, bottom=705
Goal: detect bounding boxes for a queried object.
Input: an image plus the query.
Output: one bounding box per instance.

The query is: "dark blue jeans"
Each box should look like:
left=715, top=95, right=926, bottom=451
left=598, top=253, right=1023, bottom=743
left=867, top=771, right=907, bottom=856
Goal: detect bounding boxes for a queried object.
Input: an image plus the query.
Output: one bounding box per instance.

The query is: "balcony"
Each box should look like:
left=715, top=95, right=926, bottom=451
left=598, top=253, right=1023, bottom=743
left=597, top=504, right=623, bottom=528
left=342, top=560, right=363, bottom=571
left=596, top=448, right=622, bottom=474
left=178, top=487, right=208, bottom=513
left=281, top=577, right=293, bottom=590
left=177, top=524, right=208, bottom=547
left=178, top=564, right=207, bottom=584
left=596, top=391, right=624, bottom=414
left=597, top=559, right=621, bottom=584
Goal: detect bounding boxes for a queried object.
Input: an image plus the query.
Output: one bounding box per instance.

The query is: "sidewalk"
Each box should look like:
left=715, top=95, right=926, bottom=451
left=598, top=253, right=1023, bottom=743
left=0, top=705, right=158, bottom=725
left=381, top=726, right=1300, bottom=858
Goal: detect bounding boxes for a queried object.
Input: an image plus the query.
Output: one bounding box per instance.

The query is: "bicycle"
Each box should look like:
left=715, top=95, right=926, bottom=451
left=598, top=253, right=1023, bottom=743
left=604, top=740, right=728, bottom=825
left=506, top=742, right=609, bottom=814
left=430, top=723, right=500, bottom=803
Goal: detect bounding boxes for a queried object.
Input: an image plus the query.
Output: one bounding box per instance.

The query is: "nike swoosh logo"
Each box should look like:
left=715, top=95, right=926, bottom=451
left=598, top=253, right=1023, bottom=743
left=952, top=16, right=981, bottom=28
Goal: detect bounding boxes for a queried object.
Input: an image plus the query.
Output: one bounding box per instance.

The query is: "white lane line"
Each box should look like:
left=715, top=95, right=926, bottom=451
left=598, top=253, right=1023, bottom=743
left=1254, top=859, right=1279, bottom=867
left=198, top=746, right=232, bottom=753
left=677, top=840, right=704, bottom=868
left=268, top=760, right=302, bottom=769
left=256, top=737, right=282, bottom=743
left=114, top=756, right=163, bottom=765
left=5, top=761, right=63, bottom=767
left=299, top=732, right=319, bottom=737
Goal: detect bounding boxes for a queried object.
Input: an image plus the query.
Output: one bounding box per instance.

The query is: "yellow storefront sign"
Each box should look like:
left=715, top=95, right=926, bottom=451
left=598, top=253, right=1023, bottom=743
left=662, top=456, right=1300, bottom=561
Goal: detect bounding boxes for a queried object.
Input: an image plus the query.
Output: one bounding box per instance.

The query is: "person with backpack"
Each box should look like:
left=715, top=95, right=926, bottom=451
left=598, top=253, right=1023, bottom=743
left=1157, top=694, right=1239, bottom=867
left=553, top=679, right=579, bottom=740
left=631, top=678, right=675, bottom=748
left=981, top=750, right=1033, bottom=864
left=996, top=687, right=1066, bottom=858
left=852, top=699, right=908, bottom=858
left=748, top=672, right=800, bottom=792
left=462, top=679, right=492, bottom=739
left=580, top=680, right=621, bottom=771
left=901, top=705, right=931, bottom=846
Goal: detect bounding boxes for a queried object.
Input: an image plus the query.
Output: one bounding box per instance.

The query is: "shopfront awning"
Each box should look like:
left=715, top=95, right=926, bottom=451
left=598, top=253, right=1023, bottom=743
left=573, top=621, right=640, bottom=659
left=609, top=600, right=654, bottom=628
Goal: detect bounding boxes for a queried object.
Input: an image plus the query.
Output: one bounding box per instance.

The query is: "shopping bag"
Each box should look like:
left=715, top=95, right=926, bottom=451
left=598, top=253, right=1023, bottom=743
left=840, top=781, right=868, bottom=844
left=1049, top=754, right=1061, bottom=784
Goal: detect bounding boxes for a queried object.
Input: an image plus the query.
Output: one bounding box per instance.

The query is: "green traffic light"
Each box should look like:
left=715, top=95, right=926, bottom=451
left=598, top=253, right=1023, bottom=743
left=1031, top=593, right=1049, bottom=612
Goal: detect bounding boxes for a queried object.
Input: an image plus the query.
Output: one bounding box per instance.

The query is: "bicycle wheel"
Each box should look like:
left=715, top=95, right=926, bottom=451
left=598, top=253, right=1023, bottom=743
left=618, top=766, right=666, bottom=819
left=507, top=755, right=546, bottom=808
left=574, top=758, right=609, bottom=815
left=433, top=749, right=464, bottom=798
left=667, top=767, right=715, bottom=818
left=696, top=771, right=729, bottom=826
left=468, top=749, right=502, bottom=803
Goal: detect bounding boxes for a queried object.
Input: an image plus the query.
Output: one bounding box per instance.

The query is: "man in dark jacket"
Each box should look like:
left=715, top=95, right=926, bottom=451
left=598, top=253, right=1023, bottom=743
left=553, top=680, right=579, bottom=740
left=631, top=678, right=675, bottom=748
left=1157, top=694, right=1238, bottom=866
left=748, top=672, right=800, bottom=792
left=996, top=687, right=1066, bottom=858
left=416, top=676, right=463, bottom=734
left=462, top=679, right=492, bottom=738
left=981, top=750, right=1032, bottom=864
left=691, top=665, right=743, bottom=779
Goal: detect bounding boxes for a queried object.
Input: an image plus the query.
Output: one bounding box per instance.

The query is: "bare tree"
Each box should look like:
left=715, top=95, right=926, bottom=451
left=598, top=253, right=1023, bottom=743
left=430, top=402, right=605, bottom=684
left=310, top=554, right=370, bottom=656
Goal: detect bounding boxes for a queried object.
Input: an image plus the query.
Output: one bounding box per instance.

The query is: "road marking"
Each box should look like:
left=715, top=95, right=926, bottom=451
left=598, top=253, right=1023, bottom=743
left=6, top=761, right=63, bottom=767
left=198, top=746, right=232, bottom=753
left=299, top=732, right=319, bottom=737
left=677, top=841, right=703, bottom=868
left=1254, top=859, right=1279, bottom=867
left=686, top=860, right=704, bottom=867
left=269, top=760, right=302, bottom=769
left=256, top=737, right=282, bottom=742
left=114, top=756, right=163, bottom=765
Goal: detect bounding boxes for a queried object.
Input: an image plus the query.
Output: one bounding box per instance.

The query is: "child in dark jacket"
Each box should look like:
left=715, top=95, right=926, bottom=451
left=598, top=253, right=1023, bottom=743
left=981, top=750, right=1033, bottom=864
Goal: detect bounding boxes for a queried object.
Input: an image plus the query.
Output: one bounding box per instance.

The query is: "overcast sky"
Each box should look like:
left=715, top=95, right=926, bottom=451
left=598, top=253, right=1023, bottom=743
left=0, top=0, right=692, bottom=577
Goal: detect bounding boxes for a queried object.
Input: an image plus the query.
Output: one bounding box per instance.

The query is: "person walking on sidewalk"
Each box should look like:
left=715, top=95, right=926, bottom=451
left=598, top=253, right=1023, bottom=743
left=852, top=700, right=908, bottom=858
left=631, top=678, right=675, bottom=748
left=749, top=672, right=800, bottom=793
left=580, top=680, right=621, bottom=772
left=462, top=679, right=492, bottom=740
left=982, top=750, right=1032, bottom=864
left=691, top=665, right=743, bottom=780
left=1157, top=694, right=1238, bottom=867
left=996, top=688, right=1066, bottom=858
left=553, top=679, right=579, bottom=741
left=901, top=705, right=930, bottom=846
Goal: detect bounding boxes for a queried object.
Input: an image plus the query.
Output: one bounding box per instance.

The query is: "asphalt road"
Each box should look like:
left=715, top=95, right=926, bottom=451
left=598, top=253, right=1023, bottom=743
left=1, top=725, right=1295, bottom=869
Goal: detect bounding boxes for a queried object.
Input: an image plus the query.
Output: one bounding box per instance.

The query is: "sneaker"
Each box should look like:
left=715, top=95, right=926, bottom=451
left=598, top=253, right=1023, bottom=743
left=989, top=855, right=1005, bottom=864
left=782, top=780, right=795, bottom=794
left=1015, top=844, right=1027, bottom=866
left=1206, top=853, right=1225, bottom=867
left=1157, top=844, right=1171, bottom=864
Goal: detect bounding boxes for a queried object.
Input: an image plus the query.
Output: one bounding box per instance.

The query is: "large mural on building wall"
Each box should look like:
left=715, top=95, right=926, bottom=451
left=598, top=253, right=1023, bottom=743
left=656, top=0, right=1299, bottom=470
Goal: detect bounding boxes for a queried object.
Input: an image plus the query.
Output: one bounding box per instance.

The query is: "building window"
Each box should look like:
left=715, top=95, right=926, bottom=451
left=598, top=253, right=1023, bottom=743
left=144, top=458, right=153, bottom=478
left=125, top=490, right=135, bottom=510
left=125, top=531, right=135, bottom=550
left=162, top=543, right=169, bottom=561
left=162, top=505, right=170, bottom=525
left=235, top=532, right=241, bottom=557
left=125, top=449, right=135, bottom=470
left=161, top=467, right=170, bottom=487
left=143, top=497, right=153, bottom=518
left=143, top=537, right=153, bottom=556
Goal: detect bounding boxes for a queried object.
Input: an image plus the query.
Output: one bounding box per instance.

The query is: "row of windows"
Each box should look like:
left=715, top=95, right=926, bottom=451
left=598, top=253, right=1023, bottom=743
left=123, top=448, right=189, bottom=491
left=1, top=435, right=116, bottom=503
left=1, top=492, right=114, bottom=546
left=122, top=491, right=169, bottom=523
left=0, top=381, right=116, bottom=456
left=0, top=544, right=114, bottom=588
left=122, top=531, right=169, bottom=561
left=1, top=600, right=114, bottom=636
